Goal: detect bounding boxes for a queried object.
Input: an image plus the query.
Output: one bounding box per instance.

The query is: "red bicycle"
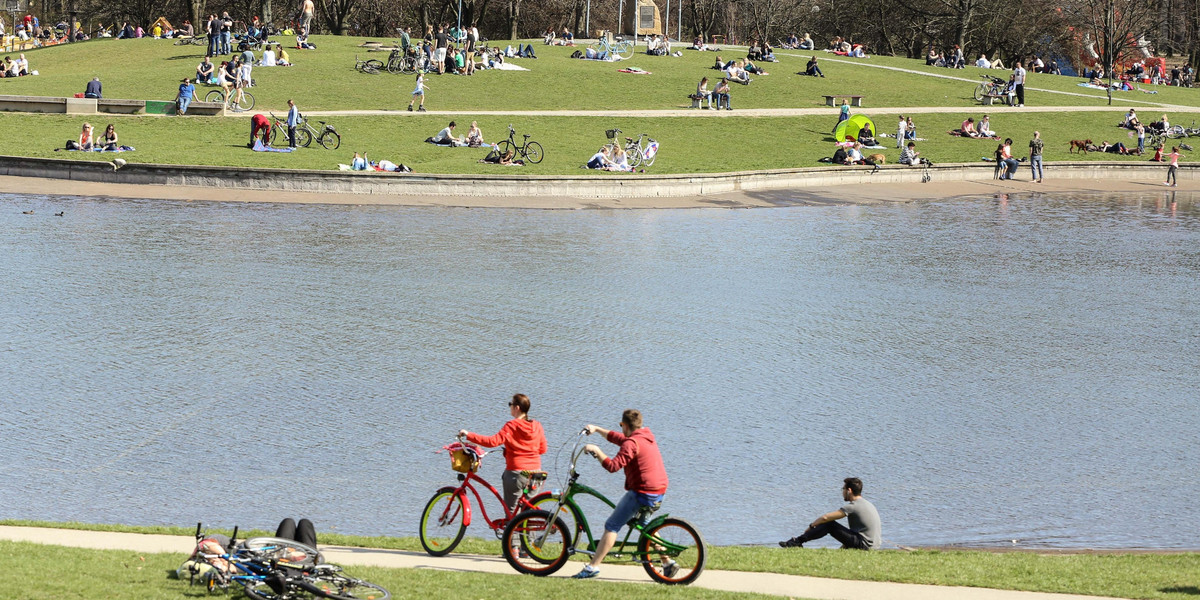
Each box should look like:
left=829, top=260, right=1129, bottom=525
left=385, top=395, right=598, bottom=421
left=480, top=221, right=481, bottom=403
left=418, top=437, right=556, bottom=556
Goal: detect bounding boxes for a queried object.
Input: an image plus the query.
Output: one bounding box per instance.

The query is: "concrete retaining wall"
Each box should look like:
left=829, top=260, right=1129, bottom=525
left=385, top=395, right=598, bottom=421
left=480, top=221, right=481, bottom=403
left=0, top=154, right=1190, bottom=198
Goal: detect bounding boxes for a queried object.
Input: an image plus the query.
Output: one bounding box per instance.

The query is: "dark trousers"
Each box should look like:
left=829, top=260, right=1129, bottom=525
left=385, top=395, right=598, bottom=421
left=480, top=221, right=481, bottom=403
left=796, top=520, right=870, bottom=550
left=288, top=125, right=297, bottom=147
left=1015, top=84, right=1025, bottom=105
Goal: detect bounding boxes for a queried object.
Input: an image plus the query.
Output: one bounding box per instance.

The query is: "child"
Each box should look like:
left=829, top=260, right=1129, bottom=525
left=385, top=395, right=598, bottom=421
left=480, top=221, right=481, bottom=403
left=408, top=73, right=428, bottom=112
left=1165, top=146, right=1184, bottom=187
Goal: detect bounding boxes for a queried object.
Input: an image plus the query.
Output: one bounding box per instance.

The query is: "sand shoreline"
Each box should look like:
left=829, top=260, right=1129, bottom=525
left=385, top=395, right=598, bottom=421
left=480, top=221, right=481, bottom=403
left=1, top=172, right=1195, bottom=209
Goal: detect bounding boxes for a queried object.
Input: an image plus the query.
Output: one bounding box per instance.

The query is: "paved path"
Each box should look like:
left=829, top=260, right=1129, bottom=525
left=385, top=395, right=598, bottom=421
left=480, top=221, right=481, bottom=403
left=258, top=105, right=1188, bottom=119
left=0, top=526, right=1130, bottom=600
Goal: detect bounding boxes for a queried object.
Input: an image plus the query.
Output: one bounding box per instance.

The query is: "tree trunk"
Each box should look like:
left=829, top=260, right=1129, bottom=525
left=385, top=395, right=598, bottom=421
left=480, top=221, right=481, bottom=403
left=261, top=0, right=272, bottom=26
left=508, top=0, right=519, bottom=40
left=190, top=0, right=206, bottom=32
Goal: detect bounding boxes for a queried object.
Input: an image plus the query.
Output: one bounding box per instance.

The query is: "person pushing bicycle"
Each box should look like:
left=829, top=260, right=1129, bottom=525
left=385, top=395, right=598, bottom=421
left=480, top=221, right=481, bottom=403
left=574, top=409, right=671, bottom=579
left=458, top=393, right=547, bottom=512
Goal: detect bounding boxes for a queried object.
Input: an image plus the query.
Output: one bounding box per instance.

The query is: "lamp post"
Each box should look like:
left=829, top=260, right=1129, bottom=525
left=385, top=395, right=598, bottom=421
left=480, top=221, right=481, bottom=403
left=585, top=0, right=590, bottom=38
left=617, top=0, right=623, bottom=35
left=677, top=0, right=681, bottom=41
left=1105, top=0, right=1113, bottom=106
left=665, top=0, right=669, bottom=40
left=457, top=0, right=462, bottom=33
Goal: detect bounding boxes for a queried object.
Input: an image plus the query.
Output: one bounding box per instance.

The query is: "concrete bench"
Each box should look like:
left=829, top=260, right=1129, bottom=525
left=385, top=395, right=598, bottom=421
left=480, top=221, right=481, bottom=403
left=0, top=94, right=68, bottom=113
left=180, top=101, right=225, bottom=116
left=688, top=93, right=708, bottom=108
left=98, top=98, right=147, bottom=114
left=66, top=97, right=98, bottom=114
left=980, top=93, right=1009, bottom=106
left=824, top=94, right=864, bottom=107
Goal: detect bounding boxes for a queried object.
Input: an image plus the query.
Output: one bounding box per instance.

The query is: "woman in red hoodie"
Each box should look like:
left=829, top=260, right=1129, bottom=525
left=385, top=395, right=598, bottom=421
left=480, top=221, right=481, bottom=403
left=459, top=393, right=548, bottom=512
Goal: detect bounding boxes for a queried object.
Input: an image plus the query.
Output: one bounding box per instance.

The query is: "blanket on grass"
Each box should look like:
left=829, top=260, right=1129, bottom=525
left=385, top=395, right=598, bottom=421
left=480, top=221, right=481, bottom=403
left=252, top=140, right=294, bottom=152
left=618, top=67, right=651, bottom=74
left=948, top=130, right=1000, bottom=140
left=57, top=145, right=135, bottom=152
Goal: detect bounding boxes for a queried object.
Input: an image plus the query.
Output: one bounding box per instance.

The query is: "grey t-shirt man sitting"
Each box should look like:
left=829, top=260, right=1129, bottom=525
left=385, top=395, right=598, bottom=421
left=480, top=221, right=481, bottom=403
left=780, top=477, right=881, bottom=550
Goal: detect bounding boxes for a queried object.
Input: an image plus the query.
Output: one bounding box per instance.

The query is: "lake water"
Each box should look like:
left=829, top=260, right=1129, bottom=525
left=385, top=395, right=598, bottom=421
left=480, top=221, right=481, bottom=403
left=2, top=190, right=1197, bottom=550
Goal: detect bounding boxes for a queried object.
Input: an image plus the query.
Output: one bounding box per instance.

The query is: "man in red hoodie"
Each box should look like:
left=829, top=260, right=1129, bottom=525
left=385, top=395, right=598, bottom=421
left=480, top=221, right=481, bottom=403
left=574, top=409, right=672, bottom=579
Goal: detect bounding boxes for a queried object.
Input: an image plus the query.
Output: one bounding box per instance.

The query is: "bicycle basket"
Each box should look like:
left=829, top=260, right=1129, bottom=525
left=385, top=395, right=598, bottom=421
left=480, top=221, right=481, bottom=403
left=606, top=129, right=620, bottom=140
left=449, top=443, right=482, bottom=473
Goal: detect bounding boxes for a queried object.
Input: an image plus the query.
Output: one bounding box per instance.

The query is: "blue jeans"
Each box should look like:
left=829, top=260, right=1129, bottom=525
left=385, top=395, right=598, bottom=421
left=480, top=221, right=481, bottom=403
left=208, top=34, right=219, bottom=57
left=1029, top=155, right=1042, bottom=180
left=1002, top=158, right=1019, bottom=178
left=604, top=491, right=664, bottom=533
left=715, top=93, right=730, bottom=109
left=220, top=31, right=231, bottom=54
left=178, top=96, right=191, bottom=114
left=1138, top=137, right=1145, bottom=153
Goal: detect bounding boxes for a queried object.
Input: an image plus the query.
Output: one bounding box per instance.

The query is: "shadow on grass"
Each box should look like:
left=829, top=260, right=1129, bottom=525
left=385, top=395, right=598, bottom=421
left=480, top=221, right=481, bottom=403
left=1161, top=586, right=1200, bottom=595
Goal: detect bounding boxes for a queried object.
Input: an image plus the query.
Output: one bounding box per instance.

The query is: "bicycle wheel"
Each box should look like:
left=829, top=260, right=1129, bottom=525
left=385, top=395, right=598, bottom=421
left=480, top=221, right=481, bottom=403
left=242, top=579, right=284, bottom=600
left=973, top=83, right=986, bottom=102
left=296, top=128, right=313, bottom=148
left=204, top=89, right=224, bottom=103
left=638, top=517, right=707, bottom=585
left=419, top=487, right=467, bottom=556
left=387, top=59, right=404, bottom=74
left=530, top=496, right=584, bottom=545
left=624, top=143, right=642, bottom=169
left=299, top=572, right=391, bottom=600
left=496, top=140, right=515, bottom=157
left=643, top=142, right=657, bottom=167
left=501, top=509, right=571, bottom=576
left=233, top=91, right=255, bottom=112
left=401, top=58, right=417, bottom=75
left=241, top=537, right=322, bottom=566
left=523, top=141, right=543, bottom=164
left=617, top=41, right=635, bottom=60
left=319, top=130, right=342, bottom=150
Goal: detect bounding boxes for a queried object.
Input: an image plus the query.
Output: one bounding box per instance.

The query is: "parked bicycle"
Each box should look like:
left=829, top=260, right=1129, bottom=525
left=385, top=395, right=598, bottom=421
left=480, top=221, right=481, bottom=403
left=419, top=437, right=558, bottom=556
left=591, top=32, right=634, bottom=60
left=354, top=54, right=384, bottom=74
left=298, top=115, right=341, bottom=149
left=973, top=75, right=1007, bottom=102
left=268, top=112, right=312, bottom=147
left=188, top=523, right=390, bottom=600
left=500, top=429, right=707, bottom=585
left=174, top=35, right=206, bottom=46
left=606, top=128, right=658, bottom=169
left=384, top=47, right=420, bottom=74
left=205, top=87, right=255, bottom=112
left=497, top=125, right=544, bottom=164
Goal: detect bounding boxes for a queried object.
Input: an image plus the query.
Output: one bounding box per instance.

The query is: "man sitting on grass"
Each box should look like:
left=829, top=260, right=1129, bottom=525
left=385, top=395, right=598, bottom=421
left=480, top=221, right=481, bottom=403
left=780, top=477, right=881, bottom=550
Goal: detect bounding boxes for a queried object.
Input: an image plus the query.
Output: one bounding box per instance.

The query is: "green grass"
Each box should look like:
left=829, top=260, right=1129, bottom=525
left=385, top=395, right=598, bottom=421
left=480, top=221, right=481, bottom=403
left=2, top=35, right=1199, bottom=174
left=0, top=539, right=787, bottom=600
left=4, top=521, right=1198, bottom=599
left=2, top=109, right=1195, bottom=176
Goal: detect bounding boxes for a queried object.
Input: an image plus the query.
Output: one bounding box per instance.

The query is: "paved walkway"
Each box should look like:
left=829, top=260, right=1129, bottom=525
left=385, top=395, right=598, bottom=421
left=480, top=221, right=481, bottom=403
left=254, top=105, right=1187, bottom=119
left=0, top=526, right=1130, bottom=600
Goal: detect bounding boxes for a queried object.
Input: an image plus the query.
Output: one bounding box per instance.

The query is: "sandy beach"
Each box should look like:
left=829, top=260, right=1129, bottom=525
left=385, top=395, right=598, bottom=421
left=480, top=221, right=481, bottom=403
left=1, top=173, right=1195, bottom=209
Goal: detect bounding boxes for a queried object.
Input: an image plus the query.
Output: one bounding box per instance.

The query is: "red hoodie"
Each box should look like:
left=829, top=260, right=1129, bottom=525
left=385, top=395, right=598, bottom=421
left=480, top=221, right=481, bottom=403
left=602, top=428, right=668, bottom=495
left=466, top=418, right=547, bottom=471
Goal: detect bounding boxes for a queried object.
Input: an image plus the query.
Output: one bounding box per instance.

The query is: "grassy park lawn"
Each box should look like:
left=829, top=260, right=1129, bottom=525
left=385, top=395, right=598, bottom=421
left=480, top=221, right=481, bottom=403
left=5, top=521, right=1198, bottom=599
left=2, top=110, right=1196, bottom=176
left=1, top=35, right=1198, bottom=175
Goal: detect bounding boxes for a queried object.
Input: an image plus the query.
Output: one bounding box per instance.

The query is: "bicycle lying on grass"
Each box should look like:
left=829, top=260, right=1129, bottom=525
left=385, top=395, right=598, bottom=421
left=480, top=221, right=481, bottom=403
left=497, top=124, right=544, bottom=164
left=188, top=523, right=390, bottom=600
left=500, top=429, right=707, bottom=585
left=419, top=436, right=559, bottom=556
left=354, top=54, right=384, bottom=74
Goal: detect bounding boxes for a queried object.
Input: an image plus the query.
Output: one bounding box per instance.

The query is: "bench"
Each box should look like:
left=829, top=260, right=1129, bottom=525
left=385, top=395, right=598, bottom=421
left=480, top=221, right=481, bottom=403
left=980, top=93, right=1009, bottom=106
left=824, top=94, right=864, bottom=107
left=180, top=101, right=225, bottom=116
left=0, top=94, right=69, bottom=113
left=688, top=93, right=708, bottom=108
left=98, top=98, right=147, bottom=114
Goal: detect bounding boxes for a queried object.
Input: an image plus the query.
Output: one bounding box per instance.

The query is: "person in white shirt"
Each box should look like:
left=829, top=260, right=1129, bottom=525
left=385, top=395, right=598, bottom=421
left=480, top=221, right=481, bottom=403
left=259, top=46, right=276, bottom=66
left=896, top=116, right=906, bottom=148
left=975, top=54, right=990, bottom=68
left=15, top=53, right=29, bottom=76
left=1012, top=62, right=1026, bottom=107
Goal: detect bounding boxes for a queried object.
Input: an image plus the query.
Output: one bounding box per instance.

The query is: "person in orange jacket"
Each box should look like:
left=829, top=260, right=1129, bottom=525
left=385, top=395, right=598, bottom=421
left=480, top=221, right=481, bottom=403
left=459, top=393, right=548, bottom=511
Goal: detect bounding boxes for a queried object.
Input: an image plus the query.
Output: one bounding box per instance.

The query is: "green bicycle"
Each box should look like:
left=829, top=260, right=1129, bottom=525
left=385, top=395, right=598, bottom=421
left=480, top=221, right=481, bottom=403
left=499, top=429, right=707, bottom=585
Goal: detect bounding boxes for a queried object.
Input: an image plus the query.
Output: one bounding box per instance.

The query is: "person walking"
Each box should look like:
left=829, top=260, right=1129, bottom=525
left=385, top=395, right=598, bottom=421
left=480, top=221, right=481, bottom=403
left=1136, top=123, right=1146, bottom=155
left=1165, top=146, right=1184, bottom=186
left=408, top=73, right=428, bottom=111
left=779, top=477, right=881, bottom=550
left=299, top=0, right=315, bottom=36
left=1028, top=130, right=1044, bottom=183
left=286, top=99, right=300, bottom=148
left=458, top=394, right=548, bottom=512
left=896, top=115, right=906, bottom=149
left=572, top=410, right=672, bottom=579
left=1012, top=61, right=1026, bottom=107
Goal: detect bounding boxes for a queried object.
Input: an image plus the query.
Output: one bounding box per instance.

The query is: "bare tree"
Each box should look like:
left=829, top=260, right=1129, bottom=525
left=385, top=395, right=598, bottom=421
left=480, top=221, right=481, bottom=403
left=318, top=0, right=358, bottom=33
left=1063, top=0, right=1160, bottom=74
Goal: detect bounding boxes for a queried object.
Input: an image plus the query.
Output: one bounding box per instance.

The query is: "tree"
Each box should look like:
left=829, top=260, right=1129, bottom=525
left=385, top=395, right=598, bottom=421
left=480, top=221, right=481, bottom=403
left=1064, top=0, right=1160, bottom=75
left=318, top=0, right=359, bottom=33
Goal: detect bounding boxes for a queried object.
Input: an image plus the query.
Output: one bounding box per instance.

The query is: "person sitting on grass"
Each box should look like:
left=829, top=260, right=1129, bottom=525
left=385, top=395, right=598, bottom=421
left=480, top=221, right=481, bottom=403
left=846, top=141, right=865, bottom=164
left=761, top=42, right=776, bottom=62
left=260, top=44, right=276, bottom=66
left=780, top=477, right=881, bottom=550
left=804, top=55, right=824, bottom=77
left=725, top=60, right=751, bottom=84
left=466, top=121, right=483, bottom=147
left=73, top=122, right=94, bottom=150
left=960, top=117, right=980, bottom=138
left=690, top=36, right=707, bottom=51
left=432, top=121, right=462, bottom=146
left=586, top=146, right=613, bottom=169
left=1098, top=140, right=1133, bottom=155
left=101, top=123, right=119, bottom=151
left=607, top=145, right=632, bottom=171
left=899, top=141, right=921, bottom=165
left=197, top=57, right=215, bottom=83
left=744, top=58, right=769, bottom=76
left=800, top=33, right=814, bottom=50
left=905, top=116, right=917, bottom=140
left=857, top=123, right=877, bottom=146
left=832, top=144, right=849, bottom=165
left=277, top=45, right=291, bottom=66
left=978, top=114, right=996, bottom=137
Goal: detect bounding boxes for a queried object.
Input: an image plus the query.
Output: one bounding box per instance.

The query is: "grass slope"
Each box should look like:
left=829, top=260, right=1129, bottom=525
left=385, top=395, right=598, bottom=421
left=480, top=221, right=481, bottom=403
left=4, top=521, right=1198, bottom=599
left=1, top=36, right=1198, bottom=175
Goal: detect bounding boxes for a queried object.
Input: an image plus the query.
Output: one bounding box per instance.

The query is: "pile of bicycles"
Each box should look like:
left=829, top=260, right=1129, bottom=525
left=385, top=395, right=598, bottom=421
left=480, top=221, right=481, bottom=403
left=605, top=128, right=658, bottom=169
left=355, top=47, right=423, bottom=75
left=186, top=523, right=389, bottom=600
left=419, top=430, right=706, bottom=585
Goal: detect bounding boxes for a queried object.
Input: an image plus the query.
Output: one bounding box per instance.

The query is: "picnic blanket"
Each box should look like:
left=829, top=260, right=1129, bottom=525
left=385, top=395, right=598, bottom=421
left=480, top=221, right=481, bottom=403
left=948, top=130, right=1000, bottom=140
left=618, top=67, right=651, bottom=74
left=493, top=62, right=530, bottom=71
left=252, top=140, right=294, bottom=152
left=56, top=145, right=135, bottom=152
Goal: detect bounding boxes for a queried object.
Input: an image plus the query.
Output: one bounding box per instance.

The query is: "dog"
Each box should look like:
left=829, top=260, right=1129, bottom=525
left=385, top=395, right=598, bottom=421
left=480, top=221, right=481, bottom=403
left=1069, top=139, right=1092, bottom=153
left=867, top=153, right=887, bottom=165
